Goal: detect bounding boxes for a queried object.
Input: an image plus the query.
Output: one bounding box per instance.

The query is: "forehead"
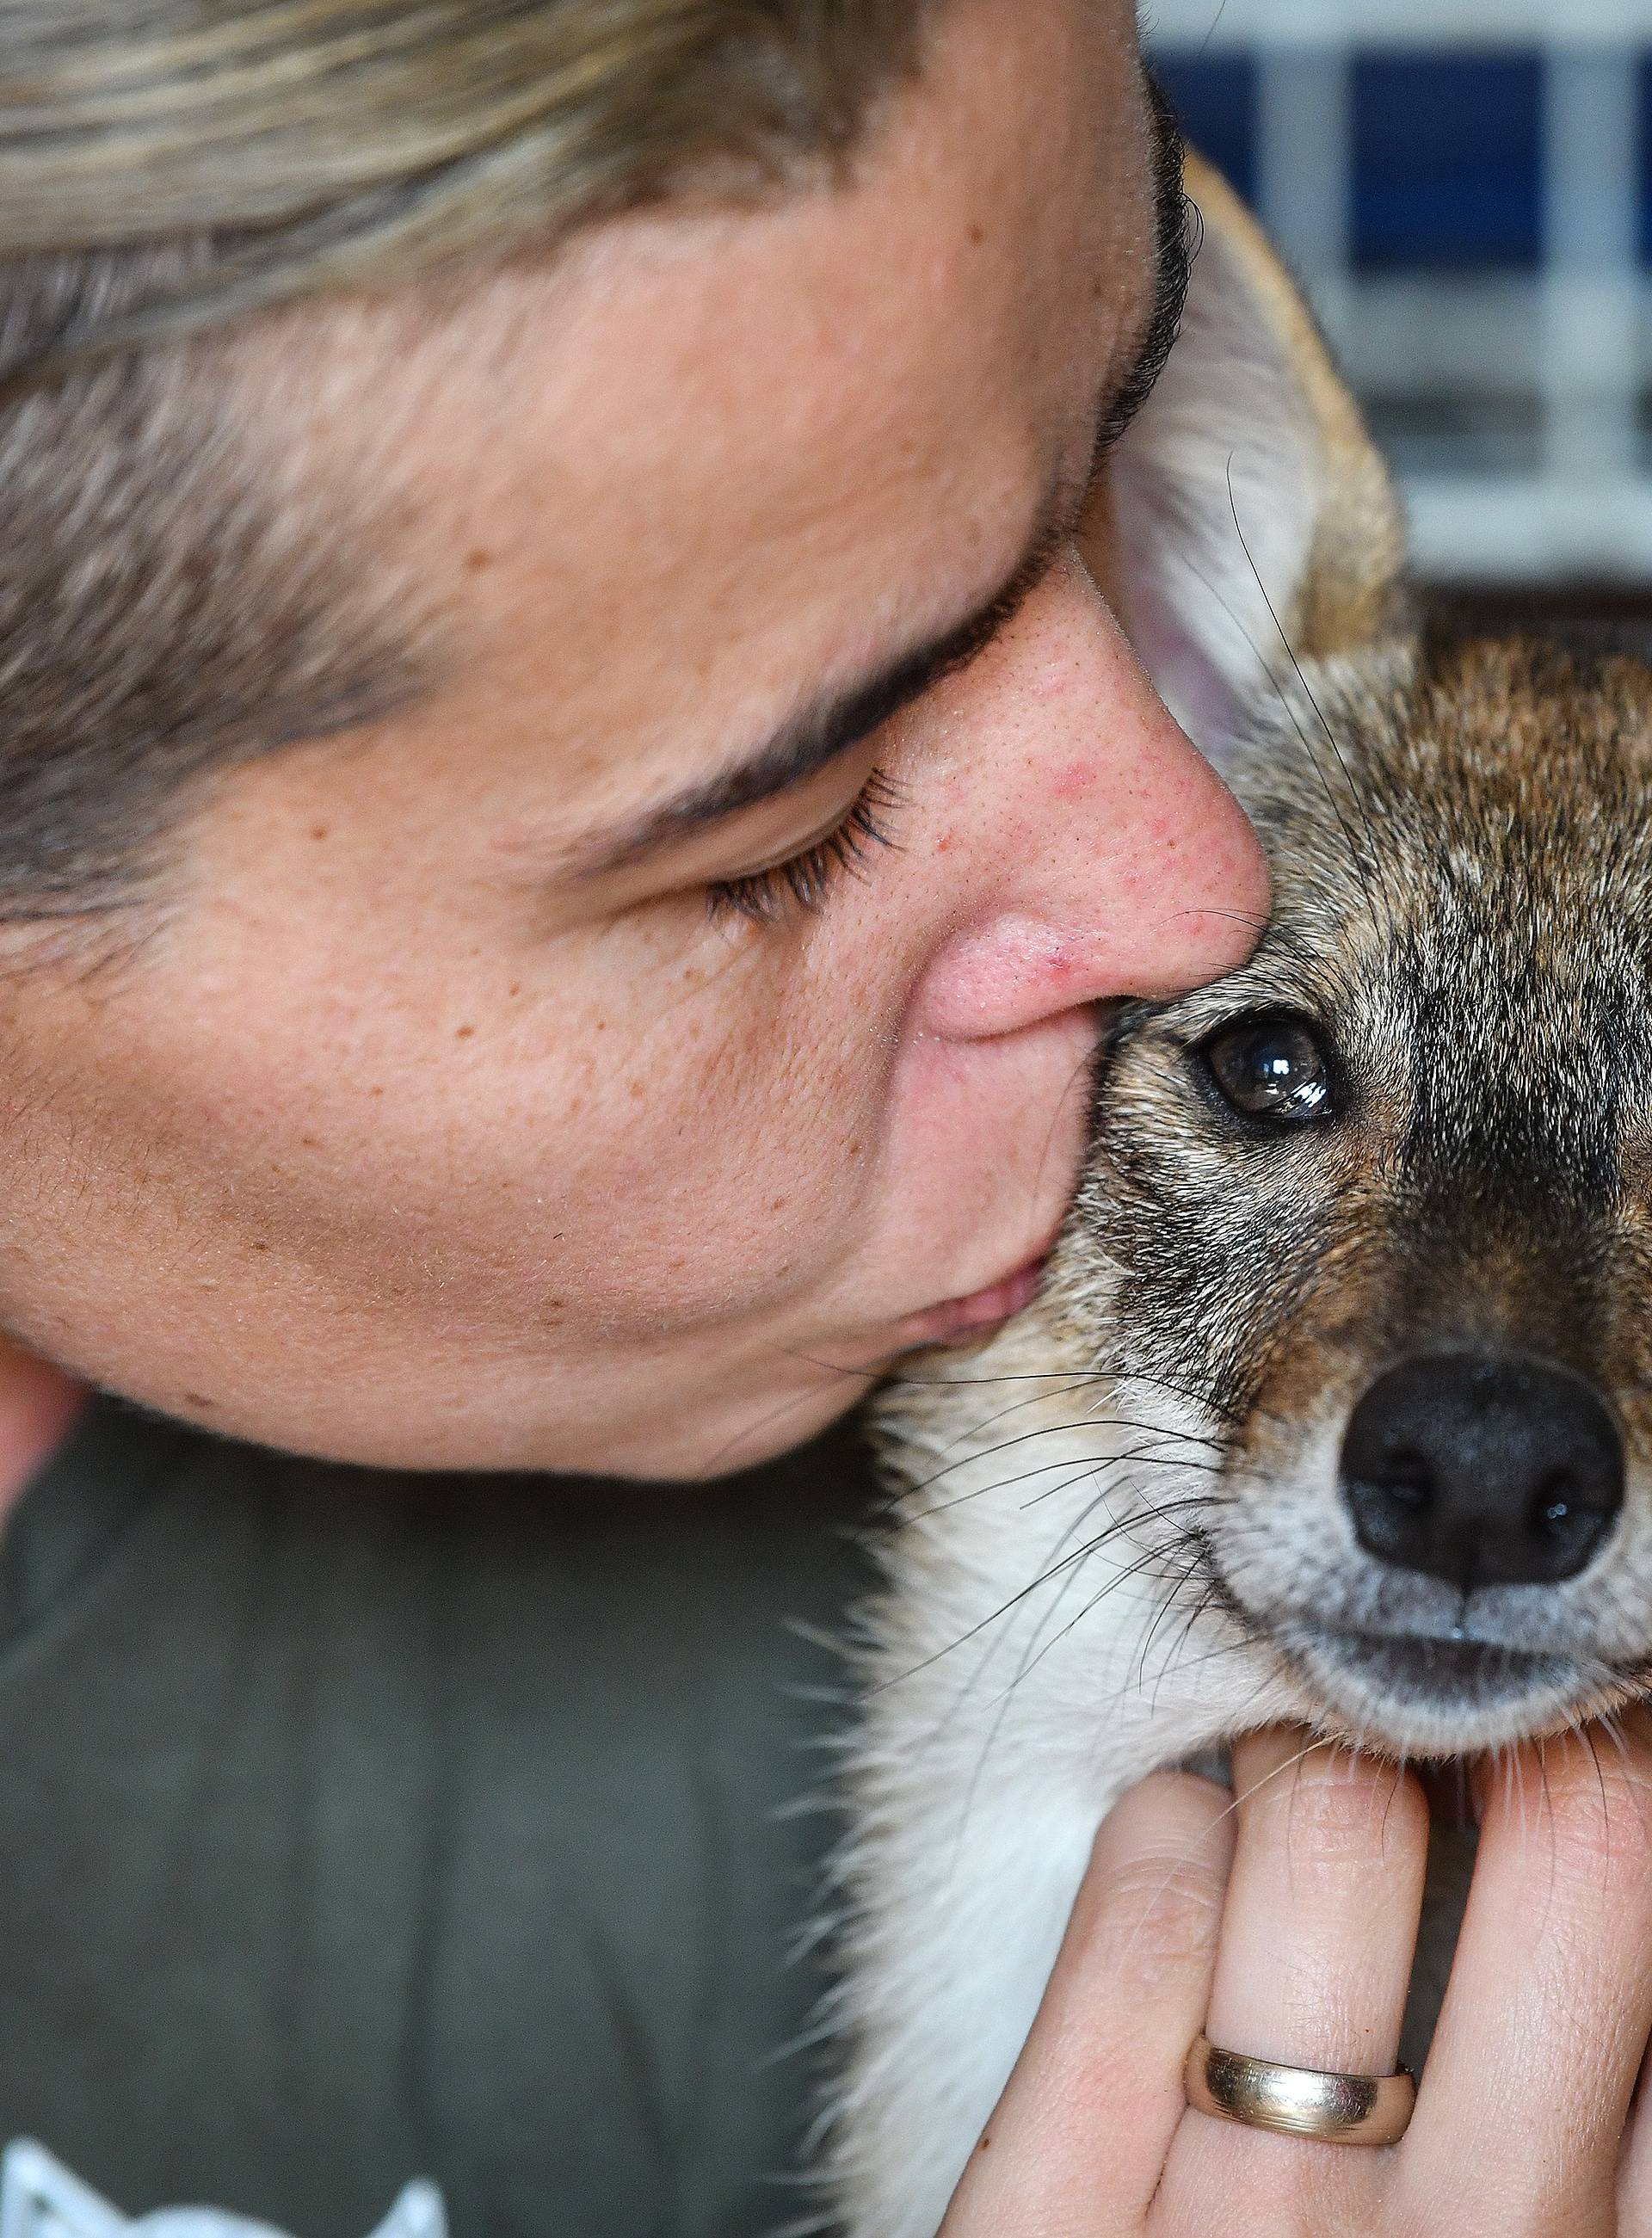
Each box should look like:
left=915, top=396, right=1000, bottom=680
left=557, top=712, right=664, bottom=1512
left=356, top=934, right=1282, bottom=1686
left=259, top=0, right=1150, bottom=833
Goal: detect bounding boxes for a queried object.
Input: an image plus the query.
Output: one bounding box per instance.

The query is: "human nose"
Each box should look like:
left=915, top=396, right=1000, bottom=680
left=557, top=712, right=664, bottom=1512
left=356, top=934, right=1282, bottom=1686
left=910, top=552, right=1271, bottom=1043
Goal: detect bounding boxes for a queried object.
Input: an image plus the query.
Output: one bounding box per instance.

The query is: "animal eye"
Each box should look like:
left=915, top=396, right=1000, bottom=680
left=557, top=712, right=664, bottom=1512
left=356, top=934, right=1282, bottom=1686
left=1200, top=1011, right=1334, bottom=1124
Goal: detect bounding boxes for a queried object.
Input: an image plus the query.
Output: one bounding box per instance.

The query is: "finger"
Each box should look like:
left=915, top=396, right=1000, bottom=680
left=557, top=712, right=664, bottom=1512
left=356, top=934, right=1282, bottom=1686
left=940, top=1770, right=1234, bottom=2235
left=1157, top=1731, right=1426, bottom=2232
left=1408, top=1713, right=1652, bottom=2233
left=1202, top=1727, right=1429, bottom=2076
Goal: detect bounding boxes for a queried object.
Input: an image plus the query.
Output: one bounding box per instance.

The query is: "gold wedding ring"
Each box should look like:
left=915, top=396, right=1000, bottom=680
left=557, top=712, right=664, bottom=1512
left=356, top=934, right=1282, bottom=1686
left=1184, top=2031, right=1415, bottom=2147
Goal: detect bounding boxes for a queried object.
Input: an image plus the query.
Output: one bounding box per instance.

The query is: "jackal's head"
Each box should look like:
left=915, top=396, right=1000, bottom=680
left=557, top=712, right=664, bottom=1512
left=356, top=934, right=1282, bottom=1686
left=934, top=163, right=1652, bottom=1761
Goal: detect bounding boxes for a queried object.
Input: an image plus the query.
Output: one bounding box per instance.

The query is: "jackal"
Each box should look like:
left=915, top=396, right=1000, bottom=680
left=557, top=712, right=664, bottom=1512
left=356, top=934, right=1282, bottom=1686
left=831, top=157, right=1652, bottom=2238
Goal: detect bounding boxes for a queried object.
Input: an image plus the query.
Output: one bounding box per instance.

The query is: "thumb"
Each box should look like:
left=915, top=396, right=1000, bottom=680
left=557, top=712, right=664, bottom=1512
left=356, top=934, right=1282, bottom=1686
left=940, top=1769, right=1234, bottom=2234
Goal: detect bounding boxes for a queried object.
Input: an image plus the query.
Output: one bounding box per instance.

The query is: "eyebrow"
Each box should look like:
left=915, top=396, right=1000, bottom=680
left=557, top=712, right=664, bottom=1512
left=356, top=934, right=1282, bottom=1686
left=575, top=91, right=1189, bottom=883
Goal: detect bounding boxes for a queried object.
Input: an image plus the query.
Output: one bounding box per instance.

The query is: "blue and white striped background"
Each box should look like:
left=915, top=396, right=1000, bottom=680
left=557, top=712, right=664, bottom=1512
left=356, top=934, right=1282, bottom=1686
left=1146, top=0, right=1652, bottom=583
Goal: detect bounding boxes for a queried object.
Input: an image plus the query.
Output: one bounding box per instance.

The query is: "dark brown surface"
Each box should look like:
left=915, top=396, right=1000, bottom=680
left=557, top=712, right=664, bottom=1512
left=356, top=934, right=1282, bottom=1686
left=1425, top=583, right=1652, bottom=635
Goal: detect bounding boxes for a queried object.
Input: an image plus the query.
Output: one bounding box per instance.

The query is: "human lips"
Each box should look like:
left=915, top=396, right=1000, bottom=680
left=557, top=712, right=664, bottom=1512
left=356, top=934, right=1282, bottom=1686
left=897, top=1247, right=1052, bottom=1350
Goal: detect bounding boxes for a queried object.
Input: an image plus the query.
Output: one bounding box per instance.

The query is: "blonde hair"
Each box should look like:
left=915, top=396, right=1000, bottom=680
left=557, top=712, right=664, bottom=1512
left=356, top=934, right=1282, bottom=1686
left=0, top=1, right=934, bottom=919
left=3, top=3, right=936, bottom=394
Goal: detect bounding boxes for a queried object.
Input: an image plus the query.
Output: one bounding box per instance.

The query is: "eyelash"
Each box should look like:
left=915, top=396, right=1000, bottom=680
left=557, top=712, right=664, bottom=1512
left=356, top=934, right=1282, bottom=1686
left=706, top=768, right=907, bottom=926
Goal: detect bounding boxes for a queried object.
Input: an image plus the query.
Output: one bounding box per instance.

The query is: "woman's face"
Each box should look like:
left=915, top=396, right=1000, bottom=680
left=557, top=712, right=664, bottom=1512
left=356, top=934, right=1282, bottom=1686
left=0, top=0, right=1268, bottom=1477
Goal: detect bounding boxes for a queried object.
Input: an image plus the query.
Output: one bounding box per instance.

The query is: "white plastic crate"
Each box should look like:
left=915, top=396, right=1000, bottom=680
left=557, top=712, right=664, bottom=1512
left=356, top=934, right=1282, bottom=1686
left=1147, top=0, right=1652, bottom=582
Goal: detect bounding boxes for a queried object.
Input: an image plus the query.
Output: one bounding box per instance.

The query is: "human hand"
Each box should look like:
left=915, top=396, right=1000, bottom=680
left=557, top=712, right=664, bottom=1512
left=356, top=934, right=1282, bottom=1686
left=940, top=1718, right=1652, bottom=2235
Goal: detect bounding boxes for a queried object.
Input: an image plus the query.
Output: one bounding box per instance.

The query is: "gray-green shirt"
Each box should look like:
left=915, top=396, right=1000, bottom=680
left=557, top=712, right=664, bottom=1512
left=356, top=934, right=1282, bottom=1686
left=0, top=1394, right=873, bottom=2238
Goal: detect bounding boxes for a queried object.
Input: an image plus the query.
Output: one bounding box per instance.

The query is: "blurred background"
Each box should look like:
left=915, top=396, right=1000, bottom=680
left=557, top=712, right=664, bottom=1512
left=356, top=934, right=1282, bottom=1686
left=1146, top=0, right=1652, bottom=605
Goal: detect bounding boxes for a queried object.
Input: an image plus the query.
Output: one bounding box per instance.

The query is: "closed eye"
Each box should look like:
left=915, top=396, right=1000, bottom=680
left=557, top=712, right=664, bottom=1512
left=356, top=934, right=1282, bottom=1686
left=706, top=768, right=906, bottom=925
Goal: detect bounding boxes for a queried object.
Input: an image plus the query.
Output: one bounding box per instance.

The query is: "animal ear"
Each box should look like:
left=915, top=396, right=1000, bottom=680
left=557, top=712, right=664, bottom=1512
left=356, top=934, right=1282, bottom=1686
left=1104, top=151, right=1409, bottom=759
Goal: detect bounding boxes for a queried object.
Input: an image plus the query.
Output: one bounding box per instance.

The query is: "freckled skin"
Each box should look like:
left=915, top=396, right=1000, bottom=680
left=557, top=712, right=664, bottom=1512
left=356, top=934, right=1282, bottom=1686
left=0, top=0, right=1265, bottom=1479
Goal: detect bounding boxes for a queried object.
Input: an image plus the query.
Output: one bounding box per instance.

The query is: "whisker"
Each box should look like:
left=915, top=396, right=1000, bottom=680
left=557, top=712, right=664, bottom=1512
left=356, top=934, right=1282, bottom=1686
left=877, top=1486, right=1230, bottom=1695
left=922, top=1376, right=1124, bottom=1458
left=1018, top=1441, right=1220, bottom=1509
left=884, top=1415, right=1220, bottom=1526
left=879, top=1366, right=1120, bottom=1389
left=941, top=1501, right=1226, bottom=1848
left=915, top=1473, right=1213, bottom=1748
left=1155, top=1609, right=1250, bottom=1679
left=965, top=1484, right=1232, bottom=1726
left=1131, top=1539, right=1211, bottom=1697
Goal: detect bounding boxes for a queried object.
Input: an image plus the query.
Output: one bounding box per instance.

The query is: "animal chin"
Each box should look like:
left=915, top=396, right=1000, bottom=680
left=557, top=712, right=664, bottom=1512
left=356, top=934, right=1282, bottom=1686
left=1277, top=1616, right=1626, bottom=1756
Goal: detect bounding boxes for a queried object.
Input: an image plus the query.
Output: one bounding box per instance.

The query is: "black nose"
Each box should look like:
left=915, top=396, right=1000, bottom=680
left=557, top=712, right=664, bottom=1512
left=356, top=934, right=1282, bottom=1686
left=1340, top=1352, right=1624, bottom=1590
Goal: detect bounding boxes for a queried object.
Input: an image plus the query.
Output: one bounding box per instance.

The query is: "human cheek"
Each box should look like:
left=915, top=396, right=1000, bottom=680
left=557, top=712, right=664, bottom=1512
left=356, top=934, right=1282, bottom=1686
left=527, top=915, right=892, bottom=1313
